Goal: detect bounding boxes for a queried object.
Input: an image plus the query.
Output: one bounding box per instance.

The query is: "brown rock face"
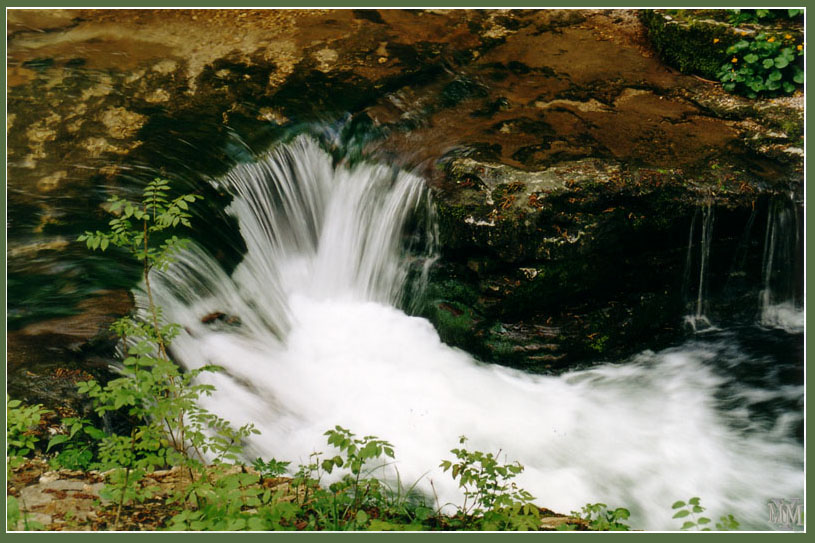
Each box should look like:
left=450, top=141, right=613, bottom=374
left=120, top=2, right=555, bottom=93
left=6, top=8, right=803, bottom=376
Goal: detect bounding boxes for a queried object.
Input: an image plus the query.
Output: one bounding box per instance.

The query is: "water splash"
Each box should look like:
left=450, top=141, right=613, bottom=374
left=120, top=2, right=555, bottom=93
left=683, top=203, right=716, bottom=332
left=144, top=137, right=801, bottom=530
left=758, top=195, right=804, bottom=334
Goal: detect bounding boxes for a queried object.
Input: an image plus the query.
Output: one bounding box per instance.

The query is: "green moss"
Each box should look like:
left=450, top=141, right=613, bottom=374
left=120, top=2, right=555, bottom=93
left=640, top=10, right=738, bottom=79
left=430, top=301, right=479, bottom=349
left=425, top=278, right=480, bottom=307
left=484, top=338, right=516, bottom=360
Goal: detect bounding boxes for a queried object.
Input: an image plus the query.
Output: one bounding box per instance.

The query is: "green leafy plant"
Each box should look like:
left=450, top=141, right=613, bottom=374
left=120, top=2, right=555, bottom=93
left=7, top=496, right=22, bottom=530
left=293, top=426, right=398, bottom=530
left=6, top=397, right=48, bottom=469
left=718, top=32, right=803, bottom=98
left=571, top=502, right=631, bottom=531
left=440, top=436, right=541, bottom=530
left=589, top=334, right=609, bottom=353
left=6, top=495, right=44, bottom=531
left=76, top=178, right=258, bottom=529
left=46, top=417, right=106, bottom=470
left=166, top=465, right=300, bottom=531
left=253, top=457, right=292, bottom=478
left=672, top=497, right=740, bottom=531
left=727, top=9, right=803, bottom=25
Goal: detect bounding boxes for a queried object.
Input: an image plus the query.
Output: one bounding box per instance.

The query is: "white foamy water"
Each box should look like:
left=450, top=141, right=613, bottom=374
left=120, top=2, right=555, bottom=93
left=758, top=194, right=804, bottom=335
left=760, top=302, right=805, bottom=334
left=146, top=136, right=803, bottom=530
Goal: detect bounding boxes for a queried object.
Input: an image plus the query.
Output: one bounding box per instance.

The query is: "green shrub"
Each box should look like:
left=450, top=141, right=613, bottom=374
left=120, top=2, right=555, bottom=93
left=46, top=417, right=105, bottom=470
left=718, top=32, right=804, bottom=98
left=7, top=495, right=44, bottom=531
left=672, top=497, right=740, bottom=531
left=440, top=436, right=541, bottom=530
left=6, top=397, right=48, bottom=469
left=75, top=178, right=258, bottom=529
left=572, top=502, right=631, bottom=531
left=727, top=9, right=803, bottom=25
left=291, top=426, right=400, bottom=530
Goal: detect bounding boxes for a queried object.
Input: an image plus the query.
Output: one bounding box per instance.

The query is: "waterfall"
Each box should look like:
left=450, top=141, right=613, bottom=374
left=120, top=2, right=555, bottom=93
left=141, top=136, right=801, bottom=530
left=683, top=203, right=715, bottom=332
left=758, top=195, right=804, bottom=333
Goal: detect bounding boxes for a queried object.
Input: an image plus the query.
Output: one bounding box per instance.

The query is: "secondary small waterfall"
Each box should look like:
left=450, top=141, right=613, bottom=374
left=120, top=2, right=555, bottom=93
left=683, top=203, right=715, bottom=331
left=758, top=195, right=804, bottom=333
left=141, top=136, right=801, bottom=530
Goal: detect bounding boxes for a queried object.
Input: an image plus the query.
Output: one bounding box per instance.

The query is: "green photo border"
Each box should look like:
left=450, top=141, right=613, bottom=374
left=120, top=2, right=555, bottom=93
left=2, top=1, right=807, bottom=540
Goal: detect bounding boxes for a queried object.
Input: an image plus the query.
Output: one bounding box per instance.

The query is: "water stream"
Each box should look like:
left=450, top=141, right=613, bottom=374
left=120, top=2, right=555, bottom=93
left=683, top=203, right=716, bottom=332
left=137, top=137, right=804, bottom=530
left=759, top=195, right=805, bottom=334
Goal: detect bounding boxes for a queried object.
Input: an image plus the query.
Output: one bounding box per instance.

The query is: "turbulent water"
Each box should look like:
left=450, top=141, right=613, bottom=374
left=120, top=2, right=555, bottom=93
left=145, top=136, right=803, bottom=530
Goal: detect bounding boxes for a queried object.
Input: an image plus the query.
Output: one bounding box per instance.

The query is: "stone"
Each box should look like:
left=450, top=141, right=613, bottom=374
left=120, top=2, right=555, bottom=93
left=99, top=107, right=147, bottom=139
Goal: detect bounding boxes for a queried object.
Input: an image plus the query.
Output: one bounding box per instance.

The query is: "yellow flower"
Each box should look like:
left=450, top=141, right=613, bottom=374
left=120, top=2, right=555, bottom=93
left=713, top=38, right=720, bottom=44
left=731, top=57, right=738, bottom=63
left=768, top=36, right=776, bottom=43
left=785, top=34, right=792, bottom=40
left=798, top=44, right=804, bottom=51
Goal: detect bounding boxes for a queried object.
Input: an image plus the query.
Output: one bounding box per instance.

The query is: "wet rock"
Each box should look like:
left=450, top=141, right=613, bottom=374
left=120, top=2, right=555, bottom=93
left=7, top=290, right=132, bottom=415
left=5, top=8, right=803, bottom=377
left=99, top=107, right=147, bottom=139
left=200, top=311, right=242, bottom=327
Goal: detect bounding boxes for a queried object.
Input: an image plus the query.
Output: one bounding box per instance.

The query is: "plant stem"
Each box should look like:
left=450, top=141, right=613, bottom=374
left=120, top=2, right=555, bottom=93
left=114, top=466, right=130, bottom=531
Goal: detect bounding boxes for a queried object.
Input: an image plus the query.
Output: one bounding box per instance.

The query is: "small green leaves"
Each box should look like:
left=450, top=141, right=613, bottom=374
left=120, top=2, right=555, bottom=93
left=440, top=437, right=541, bottom=529
left=717, top=26, right=803, bottom=98
left=716, top=513, right=740, bottom=531
left=793, top=68, right=804, bottom=84
left=573, top=503, right=631, bottom=531
left=355, top=510, right=369, bottom=525
left=46, top=434, right=71, bottom=452
left=6, top=397, right=49, bottom=460
left=673, top=497, right=738, bottom=531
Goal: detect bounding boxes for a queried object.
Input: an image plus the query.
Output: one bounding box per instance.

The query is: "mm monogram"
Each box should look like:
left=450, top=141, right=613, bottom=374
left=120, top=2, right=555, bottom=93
left=768, top=498, right=804, bottom=530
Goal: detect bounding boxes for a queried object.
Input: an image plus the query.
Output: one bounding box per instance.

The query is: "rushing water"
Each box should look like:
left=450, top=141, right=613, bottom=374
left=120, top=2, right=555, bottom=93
left=137, top=136, right=804, bottom=530
left=684, top=203, right=716, bottom=332
left=759, top=195, right=805, bottom=334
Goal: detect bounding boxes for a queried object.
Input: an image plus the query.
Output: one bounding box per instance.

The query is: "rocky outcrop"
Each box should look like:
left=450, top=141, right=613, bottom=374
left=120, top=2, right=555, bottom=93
left=6, top=9, right=803, bottom=377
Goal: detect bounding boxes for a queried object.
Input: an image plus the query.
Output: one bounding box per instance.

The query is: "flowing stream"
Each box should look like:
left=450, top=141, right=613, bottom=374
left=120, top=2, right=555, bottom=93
left=759, top=195, right=805, bottom=334
left=140, top=136, right=804, bottom=530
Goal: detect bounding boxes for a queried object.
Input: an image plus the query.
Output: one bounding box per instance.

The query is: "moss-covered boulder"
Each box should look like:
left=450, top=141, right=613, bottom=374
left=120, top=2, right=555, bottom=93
left=639, top=10, right=740, bottom=79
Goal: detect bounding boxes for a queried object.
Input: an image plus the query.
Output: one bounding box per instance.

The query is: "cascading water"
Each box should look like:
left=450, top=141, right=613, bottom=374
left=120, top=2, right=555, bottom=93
left=758, top=195, right=804, bottom=334
left=683, top=203, right=716, bottom=332
left=143, top=136, right=802, bottom=530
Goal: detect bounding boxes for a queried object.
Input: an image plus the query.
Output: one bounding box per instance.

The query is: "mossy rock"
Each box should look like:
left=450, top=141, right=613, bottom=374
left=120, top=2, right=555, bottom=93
left=640, top=9, right=738, bottom=79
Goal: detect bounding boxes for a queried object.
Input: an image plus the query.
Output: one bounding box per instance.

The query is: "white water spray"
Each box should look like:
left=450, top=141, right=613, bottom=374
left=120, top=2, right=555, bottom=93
left=759, top=195, right=804, bottom=334
left=683, top=203, right=716, bottom=332
left=147, top=136, right=802, bottom=530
